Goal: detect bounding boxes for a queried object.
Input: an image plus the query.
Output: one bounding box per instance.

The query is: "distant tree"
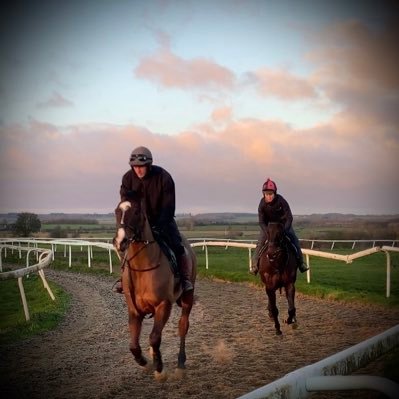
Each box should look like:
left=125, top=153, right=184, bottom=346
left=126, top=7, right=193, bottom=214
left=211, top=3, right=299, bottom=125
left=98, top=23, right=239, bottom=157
left=13, top=212, right=42, bottom=237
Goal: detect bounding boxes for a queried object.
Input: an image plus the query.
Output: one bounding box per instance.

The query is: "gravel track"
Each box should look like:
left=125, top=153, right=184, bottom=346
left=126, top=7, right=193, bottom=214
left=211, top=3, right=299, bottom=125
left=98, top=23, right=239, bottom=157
left=1, top=269, right=398, bottom=399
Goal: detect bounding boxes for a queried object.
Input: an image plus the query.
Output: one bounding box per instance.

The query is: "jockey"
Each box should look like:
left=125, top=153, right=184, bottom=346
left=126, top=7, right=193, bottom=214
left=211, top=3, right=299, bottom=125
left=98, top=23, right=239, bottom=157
left=113, top=146, right=194, bottom=293
left=250, top=178, right=309, bottom=275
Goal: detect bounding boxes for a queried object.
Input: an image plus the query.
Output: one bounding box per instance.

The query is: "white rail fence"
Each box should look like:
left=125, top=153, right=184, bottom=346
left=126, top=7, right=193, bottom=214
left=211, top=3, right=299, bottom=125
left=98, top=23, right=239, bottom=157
left=189, top=239, right=398, bottom=298
left=0, top=244, right=55, bottom=321
left=236, top=324, right=399, bottom=399
left=1, top=237, right=398, bottom=298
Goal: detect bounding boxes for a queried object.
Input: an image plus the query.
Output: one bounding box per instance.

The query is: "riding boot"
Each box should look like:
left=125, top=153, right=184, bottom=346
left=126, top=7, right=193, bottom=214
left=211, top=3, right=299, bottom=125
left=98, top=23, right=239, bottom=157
left=298, top=257, right=309, bottom=273
left=178, top=252, right=194, bottom=292
left=114, top=277, right=124, bottom=294
left=250, top=256, right=259, bottom=275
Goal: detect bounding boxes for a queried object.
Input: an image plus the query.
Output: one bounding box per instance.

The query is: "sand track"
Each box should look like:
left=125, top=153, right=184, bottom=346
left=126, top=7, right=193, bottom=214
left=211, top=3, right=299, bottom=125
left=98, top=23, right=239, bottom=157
left=1, top=270, right=398, bottom=398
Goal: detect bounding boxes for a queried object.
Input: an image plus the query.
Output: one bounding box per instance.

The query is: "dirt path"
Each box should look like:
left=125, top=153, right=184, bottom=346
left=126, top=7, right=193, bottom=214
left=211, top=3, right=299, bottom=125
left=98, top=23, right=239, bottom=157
left=1, top=270, right=398, bottom=399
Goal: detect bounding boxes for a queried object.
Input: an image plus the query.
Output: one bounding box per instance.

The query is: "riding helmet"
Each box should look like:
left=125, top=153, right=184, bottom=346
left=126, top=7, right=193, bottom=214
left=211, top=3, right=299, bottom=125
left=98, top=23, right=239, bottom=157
left=129, top=146, right=153, bottom=166
left=262, top=178, right=277, bottom=193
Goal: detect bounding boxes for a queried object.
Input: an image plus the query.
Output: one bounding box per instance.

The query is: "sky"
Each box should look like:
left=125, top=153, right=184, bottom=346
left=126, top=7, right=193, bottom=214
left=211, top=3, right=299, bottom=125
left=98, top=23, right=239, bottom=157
left=0, top=0, right=398, bottom=215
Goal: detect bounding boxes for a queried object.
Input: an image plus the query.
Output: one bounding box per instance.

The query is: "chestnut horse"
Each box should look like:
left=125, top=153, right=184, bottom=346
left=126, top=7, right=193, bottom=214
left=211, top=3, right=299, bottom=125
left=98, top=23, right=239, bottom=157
left=117, top=199, right=196, bottom=380
left=258, top=222, right=298, bottom=335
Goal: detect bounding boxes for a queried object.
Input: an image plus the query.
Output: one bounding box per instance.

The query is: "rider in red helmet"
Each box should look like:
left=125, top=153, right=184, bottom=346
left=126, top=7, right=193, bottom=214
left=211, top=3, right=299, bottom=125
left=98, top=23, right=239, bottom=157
left=250, top=178, right=309, bottom=275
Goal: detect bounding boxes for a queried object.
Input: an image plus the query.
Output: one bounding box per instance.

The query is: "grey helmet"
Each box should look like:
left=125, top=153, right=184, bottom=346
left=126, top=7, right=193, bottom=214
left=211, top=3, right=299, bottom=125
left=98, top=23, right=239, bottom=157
left=129, top=146, right=153, bottom=166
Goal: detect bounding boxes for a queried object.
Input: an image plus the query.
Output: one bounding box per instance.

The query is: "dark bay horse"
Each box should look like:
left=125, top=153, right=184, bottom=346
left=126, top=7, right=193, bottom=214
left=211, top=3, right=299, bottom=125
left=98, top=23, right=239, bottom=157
left=116, top=200, right=196, bottom=380
left=258, top=222, right=298, bottom=335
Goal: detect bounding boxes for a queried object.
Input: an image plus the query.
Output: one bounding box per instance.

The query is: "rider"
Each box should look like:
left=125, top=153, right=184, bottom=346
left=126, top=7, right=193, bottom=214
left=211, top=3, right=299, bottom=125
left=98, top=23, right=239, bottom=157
left=250, top=178, right=309, bottom=275
left=113, top=146, right=194, bottom=293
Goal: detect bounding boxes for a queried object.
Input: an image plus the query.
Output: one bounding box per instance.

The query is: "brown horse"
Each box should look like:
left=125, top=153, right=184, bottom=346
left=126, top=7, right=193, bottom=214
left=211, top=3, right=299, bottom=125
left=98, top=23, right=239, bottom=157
left=117, top=199, right=196, bottom=380
left=258, top=222, right=298, bottom=335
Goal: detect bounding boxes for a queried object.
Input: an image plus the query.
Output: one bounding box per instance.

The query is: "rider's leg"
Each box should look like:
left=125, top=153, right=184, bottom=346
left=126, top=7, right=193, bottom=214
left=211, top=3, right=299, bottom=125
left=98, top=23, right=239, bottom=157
left=286, top=227, right=309, bottom=273
left=250, top=230, right=267, bottom=275
left=165, top=221, right=194, bottom=292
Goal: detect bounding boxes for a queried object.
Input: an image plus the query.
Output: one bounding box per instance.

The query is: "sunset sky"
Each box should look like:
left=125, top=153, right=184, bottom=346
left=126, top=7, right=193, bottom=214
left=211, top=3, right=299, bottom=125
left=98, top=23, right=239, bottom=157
left=1, top=0, right=398, bottom=215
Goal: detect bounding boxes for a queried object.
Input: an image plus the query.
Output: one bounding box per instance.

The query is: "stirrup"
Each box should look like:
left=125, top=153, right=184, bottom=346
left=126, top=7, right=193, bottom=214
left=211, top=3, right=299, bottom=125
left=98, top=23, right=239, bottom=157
left=112, top=279, right=124, bottom=294
left=182, top=279, right=194, bottom=292
left=298, top=262, right=309, bottom=273
left=249, top=267, right=258, bottom=276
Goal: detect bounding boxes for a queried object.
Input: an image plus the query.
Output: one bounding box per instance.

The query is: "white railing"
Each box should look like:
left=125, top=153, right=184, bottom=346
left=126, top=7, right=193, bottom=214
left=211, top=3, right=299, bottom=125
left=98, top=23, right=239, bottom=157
left=190, top=239, right=398, bottom=298
left=0, top=244, right=55, bottom=321
left=236, top=324, right=399, bottom=399
left=0, top=238, right=116, bottom=273
left=1, top=237, right=398, bottom=297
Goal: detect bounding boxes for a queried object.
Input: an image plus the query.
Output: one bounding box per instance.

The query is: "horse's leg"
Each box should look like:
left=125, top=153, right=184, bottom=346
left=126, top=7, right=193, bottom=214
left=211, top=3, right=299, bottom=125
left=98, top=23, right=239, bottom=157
left=177, top=290, right=194, bottom=369
left=265, top=287, right=281, bottom=335
left=285, top=283, right=297, bottom=327
left=150, top=301, right=172, bottom=375
left=128, top=313, right=147, bottom=367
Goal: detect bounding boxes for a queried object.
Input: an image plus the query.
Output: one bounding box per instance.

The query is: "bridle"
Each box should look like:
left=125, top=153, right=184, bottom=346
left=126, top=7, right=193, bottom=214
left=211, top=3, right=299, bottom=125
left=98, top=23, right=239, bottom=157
left=265, top=225, right=288, bottom=265
left=121, top=229, right=160, bottom=272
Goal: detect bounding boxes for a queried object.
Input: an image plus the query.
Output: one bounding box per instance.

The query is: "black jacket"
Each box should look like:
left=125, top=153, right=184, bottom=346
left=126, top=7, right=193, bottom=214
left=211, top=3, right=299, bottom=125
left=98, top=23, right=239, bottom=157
left=120, top=165, right=175, bottom=228
left=258, top=194, right=293, bottom=233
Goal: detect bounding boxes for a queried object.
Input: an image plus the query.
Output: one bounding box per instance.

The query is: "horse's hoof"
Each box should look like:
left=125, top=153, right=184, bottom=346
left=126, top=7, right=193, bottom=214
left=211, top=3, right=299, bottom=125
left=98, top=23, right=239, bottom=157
left=154, top=370, right=168, bottom=382
left=172, top=368, right=186, bottom=380
left=276, top=330, right=282, bottom=336
left=140, top=362, right=153, bottom=373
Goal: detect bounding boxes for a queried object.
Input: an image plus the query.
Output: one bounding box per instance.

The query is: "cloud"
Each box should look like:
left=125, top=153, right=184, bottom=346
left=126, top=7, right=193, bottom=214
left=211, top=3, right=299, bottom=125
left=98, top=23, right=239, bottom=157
left=210, top=106, right=232, bottom=123
left=308, top=17, right=399, bottom=134
left=36, top=91, right=74, bottom=109
left=248, top=68, right=318, bottom=101
left=134, top=43, right=235, bottom=90
left=1, top=108, right=398, bottom=215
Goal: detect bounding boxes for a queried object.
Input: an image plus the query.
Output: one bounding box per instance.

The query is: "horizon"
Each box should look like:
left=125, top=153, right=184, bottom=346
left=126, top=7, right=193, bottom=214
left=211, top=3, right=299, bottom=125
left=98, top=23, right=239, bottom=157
left=1, top=210, right=398, bottom=218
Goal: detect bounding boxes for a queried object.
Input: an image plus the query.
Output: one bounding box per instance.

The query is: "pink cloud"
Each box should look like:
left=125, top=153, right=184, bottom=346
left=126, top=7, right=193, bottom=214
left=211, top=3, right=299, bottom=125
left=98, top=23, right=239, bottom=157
left=0, top=110, right=398, bottom=214
left=210, top=106, right=232, bottom=122
left=36, top=91, right=74, bottom=109
left=135, top=47, right=235, bottom=90
left=249, top=68, right=317, bottom=100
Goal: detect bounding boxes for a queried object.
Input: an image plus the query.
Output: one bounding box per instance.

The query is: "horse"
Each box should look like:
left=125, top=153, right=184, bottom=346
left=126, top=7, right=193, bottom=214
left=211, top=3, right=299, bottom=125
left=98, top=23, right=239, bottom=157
left=115, top=199, right=196, bottom=381
left=258, top=222, right=298, bottom=335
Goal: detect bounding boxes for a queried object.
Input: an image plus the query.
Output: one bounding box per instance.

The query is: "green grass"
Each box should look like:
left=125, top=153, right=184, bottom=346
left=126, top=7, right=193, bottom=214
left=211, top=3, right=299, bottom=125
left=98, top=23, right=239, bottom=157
left=0, top=274, right=71, bottom=345
left=193, top=246, right=399, bottom=307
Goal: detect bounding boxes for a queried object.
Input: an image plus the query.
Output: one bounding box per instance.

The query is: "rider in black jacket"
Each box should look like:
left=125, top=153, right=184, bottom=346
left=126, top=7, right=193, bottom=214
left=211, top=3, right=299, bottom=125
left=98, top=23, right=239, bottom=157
left=251, top=178, right=309, bottom=275
left=113, top=146, right=193, bottom=293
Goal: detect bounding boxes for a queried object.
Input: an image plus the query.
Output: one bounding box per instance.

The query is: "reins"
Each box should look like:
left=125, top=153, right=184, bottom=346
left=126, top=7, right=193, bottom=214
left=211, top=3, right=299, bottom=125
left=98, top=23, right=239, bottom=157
left=122, top=238, right=161, bottom=272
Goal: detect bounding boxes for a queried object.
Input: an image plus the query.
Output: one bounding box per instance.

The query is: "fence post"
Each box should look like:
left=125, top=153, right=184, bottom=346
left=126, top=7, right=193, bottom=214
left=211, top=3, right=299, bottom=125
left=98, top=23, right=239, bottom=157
left=248, top=248, right=252, bottom=271
left=108, top=248, right=113, bottom=274
left=17, top=276, right=30, bottom=321
left=385, top=250, right=391, bottom=298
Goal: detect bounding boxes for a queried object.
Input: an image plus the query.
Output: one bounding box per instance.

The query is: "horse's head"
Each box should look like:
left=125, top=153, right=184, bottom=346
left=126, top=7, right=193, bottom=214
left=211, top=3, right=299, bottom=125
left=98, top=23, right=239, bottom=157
left=265, top=223, right=285, bottom=262
left=121, top=197, right=153, bottom=243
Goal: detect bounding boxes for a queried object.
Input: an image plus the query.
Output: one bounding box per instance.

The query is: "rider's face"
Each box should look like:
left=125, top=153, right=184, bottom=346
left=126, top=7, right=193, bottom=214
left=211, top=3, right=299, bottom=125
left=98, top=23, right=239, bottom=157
left=264, top=191, right=275, bottom=203
left=133, top=165, right=149, bottom=179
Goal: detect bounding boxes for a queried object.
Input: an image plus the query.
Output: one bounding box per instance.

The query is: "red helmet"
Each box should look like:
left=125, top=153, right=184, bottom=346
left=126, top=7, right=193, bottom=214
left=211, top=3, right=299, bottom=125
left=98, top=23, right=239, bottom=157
left=262, top=178, right=277, bottom=193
